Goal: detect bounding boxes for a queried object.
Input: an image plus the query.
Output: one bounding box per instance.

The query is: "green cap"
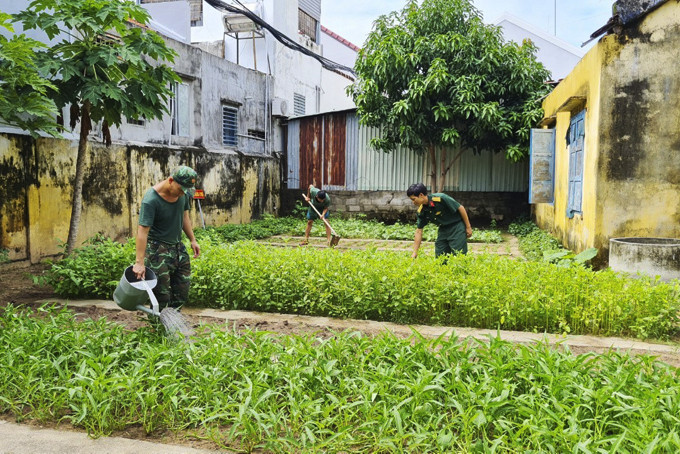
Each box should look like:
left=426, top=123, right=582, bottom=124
left=172, top=166, right=197, bottom=196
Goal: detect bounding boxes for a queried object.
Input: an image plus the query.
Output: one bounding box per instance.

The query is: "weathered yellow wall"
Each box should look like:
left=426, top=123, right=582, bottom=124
left=0, top=134, right=281, bottom=262
left=534, top=42, right=604, bottom=253
left=535, top=1, right=680, bottom=262
left=0, top=135, right=30, bottom=260
left=596, top=1, right=680, bottom=254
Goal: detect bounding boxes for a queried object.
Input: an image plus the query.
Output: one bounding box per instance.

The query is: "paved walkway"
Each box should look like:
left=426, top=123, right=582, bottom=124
left=62, top=299, right=680, bottom=360
left=0, top=420, right=223, bottom=454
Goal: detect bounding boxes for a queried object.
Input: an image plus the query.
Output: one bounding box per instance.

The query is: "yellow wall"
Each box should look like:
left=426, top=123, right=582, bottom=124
left=534, top=1, right=680, bottom=261
left=0, top=134, right=280, bottom=262
left=534, top=43, right=605, bottom=253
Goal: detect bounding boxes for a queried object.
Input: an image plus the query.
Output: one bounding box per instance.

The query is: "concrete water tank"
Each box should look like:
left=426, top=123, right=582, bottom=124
left=609, top=238, right=680, bottom=282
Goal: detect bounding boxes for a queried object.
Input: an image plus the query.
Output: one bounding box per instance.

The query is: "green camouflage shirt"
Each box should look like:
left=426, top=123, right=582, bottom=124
left=416, top=193, right=462, bottom=229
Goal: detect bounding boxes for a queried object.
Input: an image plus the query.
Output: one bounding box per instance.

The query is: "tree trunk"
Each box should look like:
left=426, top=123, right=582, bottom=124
left=438, top=144, right=466, bottom=194
left=438, top=146, right=446, bottom=193
left=428, top=144, right=437, bottom=191
left=65, top=101, right=91, bottom=255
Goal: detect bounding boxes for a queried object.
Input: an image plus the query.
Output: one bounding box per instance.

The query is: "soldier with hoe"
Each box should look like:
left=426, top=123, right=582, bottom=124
left=133, top=166, right=201, bottom=309
left=300, top=184, right=332, bottom=246
left=407, top=183, right=472, bottom=258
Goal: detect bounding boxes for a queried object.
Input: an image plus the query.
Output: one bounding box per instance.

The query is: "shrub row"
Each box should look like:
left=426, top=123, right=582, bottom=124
left=191, top=242, right=680, bottom=339
left=196, top=215, right=503, bottom=244
left=42, top=235, right=680, bottom=340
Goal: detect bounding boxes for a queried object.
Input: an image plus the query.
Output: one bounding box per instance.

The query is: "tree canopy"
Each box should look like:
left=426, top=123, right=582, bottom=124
left=14, top=0, right=181, bottom=254
left=15, top=0, right=180, bottom=140
left=349, top=0, right=552, bottom=191
left=0, top=12, right=59, bottom=137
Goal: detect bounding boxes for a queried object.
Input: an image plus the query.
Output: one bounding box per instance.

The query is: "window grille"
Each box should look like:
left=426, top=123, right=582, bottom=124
left=293, top=93, right=306, bottom=116
left=126, top=117, right=145, bottom=126
left=298, top=9, right=317, bottom=42
left=567, top=110, right=586, bottom=216
left=222, top=105, right=238, bottom=147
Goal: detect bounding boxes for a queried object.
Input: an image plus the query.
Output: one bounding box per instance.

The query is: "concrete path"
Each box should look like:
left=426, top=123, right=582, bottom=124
left=60, top=299, right=680, bottom=359
left=0, top=420, right=223, bottom=454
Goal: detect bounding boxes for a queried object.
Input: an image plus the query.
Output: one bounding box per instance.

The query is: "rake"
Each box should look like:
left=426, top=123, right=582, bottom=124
left=302, top=192, right=341, bottom=247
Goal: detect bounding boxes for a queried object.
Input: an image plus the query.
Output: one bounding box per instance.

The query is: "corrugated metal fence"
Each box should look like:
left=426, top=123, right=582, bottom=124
left=287, top=111, right=529, bottom=192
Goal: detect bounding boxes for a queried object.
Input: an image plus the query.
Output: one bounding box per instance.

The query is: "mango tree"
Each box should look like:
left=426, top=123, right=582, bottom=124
left=15, top=0, right=180, bottom=254
left=350, top=0, right=551, bottom=192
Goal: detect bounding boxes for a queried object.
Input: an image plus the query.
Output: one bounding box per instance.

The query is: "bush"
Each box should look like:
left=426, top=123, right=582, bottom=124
left=191, top=242, right=680, bottom=340
left=41, top=235, right=135, bottom=299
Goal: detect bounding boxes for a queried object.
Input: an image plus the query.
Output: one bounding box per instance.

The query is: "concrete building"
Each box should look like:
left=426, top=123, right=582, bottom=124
left=493, top=12, right=585, bottom=81
left=529, top=0, right=680, bottom=265
left=191, top=0, right=356, bottom=118
left=0, top=0, right=280, bottom=262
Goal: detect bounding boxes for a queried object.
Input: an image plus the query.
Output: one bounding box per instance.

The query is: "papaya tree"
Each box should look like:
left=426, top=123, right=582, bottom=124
left=0, top=12, right=59, bottom=137
left=14, top=0, right=180, bottom=254
left=349, top=0, right=551, bottom=192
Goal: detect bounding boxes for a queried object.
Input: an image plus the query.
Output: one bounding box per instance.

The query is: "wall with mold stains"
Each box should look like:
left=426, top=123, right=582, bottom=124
left=596, top=1, right=680, bottom=255
left=0, top=134, right=280, bottom=263
left=533, top=0, right=680, bottom=265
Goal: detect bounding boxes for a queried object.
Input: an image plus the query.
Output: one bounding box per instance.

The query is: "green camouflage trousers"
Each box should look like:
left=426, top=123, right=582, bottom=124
left=146, top=239, right=191, bottom=309
left=435, top=222, right=468, bottom=257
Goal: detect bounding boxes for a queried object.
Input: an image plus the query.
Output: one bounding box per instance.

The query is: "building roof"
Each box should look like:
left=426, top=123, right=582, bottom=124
left=321, top=25, right=360, bottom=52
left=492, top=12, right=585, bottom=58
left=588, top=0, right=670, bottom=42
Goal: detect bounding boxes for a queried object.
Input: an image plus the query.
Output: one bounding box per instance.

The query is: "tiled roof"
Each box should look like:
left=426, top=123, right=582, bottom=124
left=321, top=25, right=360, bottom=51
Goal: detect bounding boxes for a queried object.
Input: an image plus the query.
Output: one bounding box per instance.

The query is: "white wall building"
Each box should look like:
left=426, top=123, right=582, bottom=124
left=493, top=12, right=585, bottom=81
left=191, top=0, right=357, bottom=118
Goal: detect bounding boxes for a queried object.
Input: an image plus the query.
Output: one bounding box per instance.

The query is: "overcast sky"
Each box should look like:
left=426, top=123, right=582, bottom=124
left=321, top=0, right=614, bottom=51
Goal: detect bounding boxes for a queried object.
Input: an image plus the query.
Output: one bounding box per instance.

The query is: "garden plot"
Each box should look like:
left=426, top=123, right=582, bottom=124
left=257, top=234, right=521, bottom=256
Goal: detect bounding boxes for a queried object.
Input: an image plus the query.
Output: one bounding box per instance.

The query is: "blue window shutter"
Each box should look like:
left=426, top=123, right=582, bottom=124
left=567, top=110, right=585, bottom=217
left=529, top=128, right=555, bottom=204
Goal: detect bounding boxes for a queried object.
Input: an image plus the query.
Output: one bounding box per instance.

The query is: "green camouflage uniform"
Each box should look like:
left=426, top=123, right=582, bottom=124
left=139, top=166, right=197, bottom=309
left=416, top=193, right=468, bottom=257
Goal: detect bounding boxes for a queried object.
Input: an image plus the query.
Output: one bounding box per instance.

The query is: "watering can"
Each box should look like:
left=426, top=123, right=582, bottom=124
left=113, top=266, right=160, bottom=316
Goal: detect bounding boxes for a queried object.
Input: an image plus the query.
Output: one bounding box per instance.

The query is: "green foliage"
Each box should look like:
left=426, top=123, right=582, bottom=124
left=0, top=12, right=60, bottom=136
left=41, top=234, right=135, bottom=298
left=195, top=215, right=302, bottom=243
left=0, top=248, right=9, bottom=264
left=14, top=0, right=180, bottom=130
left=3, top=304, right=680, bottom=452
left=191, top=242, right=679, bottom=339
left=292, top=200, right=308, bottom=217
left=508, top=219, right=596, bottom=266
left=350, top=0, right=551, bottom=161
left=196, top=215, right=502, bottom=243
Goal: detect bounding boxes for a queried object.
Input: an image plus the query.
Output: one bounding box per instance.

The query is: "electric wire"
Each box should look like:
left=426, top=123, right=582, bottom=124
left=203, top=0, right=356, bottom=76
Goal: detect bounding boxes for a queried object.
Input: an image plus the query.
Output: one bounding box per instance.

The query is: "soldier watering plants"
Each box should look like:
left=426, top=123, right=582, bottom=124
left=407, top=183, right=472, bottom=258
left=133, top=166, right=201, bottom=309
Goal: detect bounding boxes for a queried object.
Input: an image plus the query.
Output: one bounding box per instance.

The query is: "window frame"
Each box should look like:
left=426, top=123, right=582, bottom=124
left=567, top=109, right=586, bottom=217
left=170, top=81, right=190, bottom=137
left=222, top=105, right=238, bottom=147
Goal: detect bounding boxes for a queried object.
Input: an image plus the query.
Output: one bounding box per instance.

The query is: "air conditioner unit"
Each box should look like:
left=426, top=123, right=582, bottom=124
left=271, top=97, right=289, bottom=117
